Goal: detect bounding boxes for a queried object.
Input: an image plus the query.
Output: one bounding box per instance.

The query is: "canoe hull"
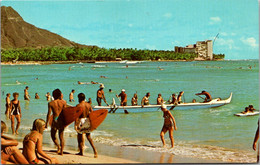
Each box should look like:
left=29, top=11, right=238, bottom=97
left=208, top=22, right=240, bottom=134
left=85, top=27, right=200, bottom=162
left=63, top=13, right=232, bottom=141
left=93, top=93, right=232, bottom=113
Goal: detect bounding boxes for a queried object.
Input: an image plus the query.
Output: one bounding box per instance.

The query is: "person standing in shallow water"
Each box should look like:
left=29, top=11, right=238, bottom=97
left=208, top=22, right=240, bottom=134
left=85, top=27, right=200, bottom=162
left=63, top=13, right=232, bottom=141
left=5, top=93, right=11, bottom=118
left=10, top=92, right=22, bottom=135
left=160, top=105, right=177, bottom=148
left=96, top=84, right=108, bottom=106
left=69, top=89, right=75, bottom=102
left=24, top=86, right=30, bottom=101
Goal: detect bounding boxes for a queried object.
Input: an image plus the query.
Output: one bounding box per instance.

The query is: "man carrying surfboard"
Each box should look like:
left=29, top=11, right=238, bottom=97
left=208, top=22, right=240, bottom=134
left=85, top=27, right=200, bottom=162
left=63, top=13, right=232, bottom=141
left=75, top=93, right=98, bottom=158
left=45, top=89, right=67, bottom=155
left=96, top=84, right=109, bottom=106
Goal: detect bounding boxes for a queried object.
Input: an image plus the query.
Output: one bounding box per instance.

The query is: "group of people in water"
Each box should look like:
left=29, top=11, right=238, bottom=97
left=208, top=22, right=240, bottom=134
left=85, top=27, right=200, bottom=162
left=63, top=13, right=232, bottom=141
left=96, top=84, right=213, bottom=107
left=2, top=84, right=259, bottom=164
left=241, top=105, right=256, bottom=114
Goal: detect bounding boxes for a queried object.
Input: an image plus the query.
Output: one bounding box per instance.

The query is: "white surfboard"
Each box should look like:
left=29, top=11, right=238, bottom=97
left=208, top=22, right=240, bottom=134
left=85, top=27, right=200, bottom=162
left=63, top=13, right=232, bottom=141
left=234, top=111, right=259, bottom=117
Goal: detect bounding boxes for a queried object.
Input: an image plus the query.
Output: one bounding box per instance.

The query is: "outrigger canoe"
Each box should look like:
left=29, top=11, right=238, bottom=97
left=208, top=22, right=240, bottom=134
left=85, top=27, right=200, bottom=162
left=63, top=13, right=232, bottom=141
left=93, top=93, right=232, bottom=113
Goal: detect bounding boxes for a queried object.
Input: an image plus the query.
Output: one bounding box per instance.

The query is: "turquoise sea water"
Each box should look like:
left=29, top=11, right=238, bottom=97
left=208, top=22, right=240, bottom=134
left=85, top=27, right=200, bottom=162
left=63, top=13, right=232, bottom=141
left=1, top=60, right=259, bottom=162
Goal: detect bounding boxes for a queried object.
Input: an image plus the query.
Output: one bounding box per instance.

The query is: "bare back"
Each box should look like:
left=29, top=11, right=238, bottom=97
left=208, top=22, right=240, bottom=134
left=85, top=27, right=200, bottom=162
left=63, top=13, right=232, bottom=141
left=49, top=99, right=67, bottom=118
left=77, top=101, right=93, bottom=118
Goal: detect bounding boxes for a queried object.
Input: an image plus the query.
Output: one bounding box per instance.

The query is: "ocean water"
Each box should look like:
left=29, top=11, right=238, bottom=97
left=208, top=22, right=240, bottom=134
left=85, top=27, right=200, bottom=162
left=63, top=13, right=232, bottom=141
left=1, top=60, right=259, bottom=162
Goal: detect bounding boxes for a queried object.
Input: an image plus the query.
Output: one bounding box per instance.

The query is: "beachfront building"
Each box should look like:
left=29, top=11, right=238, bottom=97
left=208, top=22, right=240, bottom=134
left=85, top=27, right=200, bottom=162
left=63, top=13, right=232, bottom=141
left=175, top=40, right=213, bottom=60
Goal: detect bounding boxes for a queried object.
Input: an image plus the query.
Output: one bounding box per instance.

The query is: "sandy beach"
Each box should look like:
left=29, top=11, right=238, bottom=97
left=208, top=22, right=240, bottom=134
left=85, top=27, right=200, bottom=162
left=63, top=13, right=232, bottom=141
left=14, top=141, right=227, bottom=164
left=16, top=142, right=140, bottom=164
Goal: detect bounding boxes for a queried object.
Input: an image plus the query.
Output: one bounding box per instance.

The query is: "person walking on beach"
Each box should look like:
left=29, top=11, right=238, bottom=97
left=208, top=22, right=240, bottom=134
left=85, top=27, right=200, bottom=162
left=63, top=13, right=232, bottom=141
left=10, top=92, right=22, bottom=135
left=1, top=121, right=29, bottom=164
left=69, top=89, right=75, bottom=102
left=45, top=89, right=67, bottom=155
left=195, top=90, right=212, bottom=102
left=75, top=93, right=98, bottom=158
left=160, top=105, right=177, bottom=148
left=131, top=93, right=138, bottom=106
left=96, top=84, right=108, bottom=106
left=157, top=93, right=164, bottom=105
left=141, top=92, right=150, bottom=107
left=23, top=119, right=59, bottom=164
left=253, top=120, right=259, bottom=162
left=24, top=86, right=30, bottom=101
left=5, top=93, right=11, bottom=119
left=116, top=89, right=127, bottom=106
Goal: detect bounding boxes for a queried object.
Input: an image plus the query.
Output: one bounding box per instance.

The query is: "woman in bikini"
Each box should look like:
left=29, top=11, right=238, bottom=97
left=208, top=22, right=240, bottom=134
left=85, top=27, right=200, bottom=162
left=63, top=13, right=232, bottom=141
left=160, top=105, right=177, bottom=148
left=10, top=92, right=21, bottom=135
left=23, top=118, right=59, bottom=164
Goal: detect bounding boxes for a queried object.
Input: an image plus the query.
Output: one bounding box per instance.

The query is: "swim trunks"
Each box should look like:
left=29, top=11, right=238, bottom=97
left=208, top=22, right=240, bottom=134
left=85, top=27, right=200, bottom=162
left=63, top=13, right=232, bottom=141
left=96, top=97, right=102, bottom=105
left=76, top=118, right=91, bottom=134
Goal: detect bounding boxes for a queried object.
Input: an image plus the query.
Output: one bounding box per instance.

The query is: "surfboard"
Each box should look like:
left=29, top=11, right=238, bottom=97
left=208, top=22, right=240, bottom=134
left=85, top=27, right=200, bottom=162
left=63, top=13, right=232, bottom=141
left=234, top=111, right=259, bottom=117
left=49, top=106, right=83, bottom=127
left=75, top=109, right=108, bottom=133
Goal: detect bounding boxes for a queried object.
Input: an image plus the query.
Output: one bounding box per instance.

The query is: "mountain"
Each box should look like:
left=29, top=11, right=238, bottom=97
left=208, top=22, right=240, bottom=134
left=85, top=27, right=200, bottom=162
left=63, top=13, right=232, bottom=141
left=1, top=6, right=92, bottom=49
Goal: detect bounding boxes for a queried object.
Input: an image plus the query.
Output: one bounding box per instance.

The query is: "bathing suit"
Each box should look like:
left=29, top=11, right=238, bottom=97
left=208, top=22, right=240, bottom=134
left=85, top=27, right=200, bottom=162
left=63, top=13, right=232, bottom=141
left=163, top=111, right=173, bottom=129
left=24, top=95, right=29, bottom=100
left=23, top=132, right=38, bottom=145
left=143, top=96, right=149, bottom=105
left=30, top=158, right=39, bottom=164
left=76, top=118, right=91, bottom=134
left=10, top=101, right=19, bottom=115
left=96, top=97, right=102, bottom=105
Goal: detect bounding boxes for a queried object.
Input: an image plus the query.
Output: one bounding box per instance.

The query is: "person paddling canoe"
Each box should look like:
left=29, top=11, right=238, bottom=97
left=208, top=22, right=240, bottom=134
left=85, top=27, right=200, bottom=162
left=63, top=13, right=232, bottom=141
left=195, top=90, right=212, bottom=102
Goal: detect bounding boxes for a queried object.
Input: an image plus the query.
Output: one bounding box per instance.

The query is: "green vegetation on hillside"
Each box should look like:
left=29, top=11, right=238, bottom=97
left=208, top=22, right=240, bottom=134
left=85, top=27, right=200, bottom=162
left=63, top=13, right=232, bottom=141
left=1, top=47, right=225, bottom=62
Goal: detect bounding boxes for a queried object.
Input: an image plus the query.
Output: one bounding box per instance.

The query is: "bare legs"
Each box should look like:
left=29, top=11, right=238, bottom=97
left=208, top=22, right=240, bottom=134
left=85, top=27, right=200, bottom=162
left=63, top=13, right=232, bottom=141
left=51, top=127, right=64, bottom=155
left=1, top=146, right=29, bottom=164
left=77, top=133, right=98, bottom=158
left=160, top=127, right=174, bottom=148
left=10, top=115, right=20, bottom=135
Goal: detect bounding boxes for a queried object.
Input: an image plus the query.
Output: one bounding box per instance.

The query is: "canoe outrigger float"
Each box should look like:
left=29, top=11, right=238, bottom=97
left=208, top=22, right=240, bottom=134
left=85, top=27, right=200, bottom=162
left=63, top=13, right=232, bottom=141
left=93, top=93, right=232, bottom=113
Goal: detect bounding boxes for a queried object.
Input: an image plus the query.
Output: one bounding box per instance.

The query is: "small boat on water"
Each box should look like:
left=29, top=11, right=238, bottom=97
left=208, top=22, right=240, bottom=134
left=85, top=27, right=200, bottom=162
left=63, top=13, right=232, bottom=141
left=234, top=111, right=259, bottom=117
left=93, top=93, right=233, bottom=113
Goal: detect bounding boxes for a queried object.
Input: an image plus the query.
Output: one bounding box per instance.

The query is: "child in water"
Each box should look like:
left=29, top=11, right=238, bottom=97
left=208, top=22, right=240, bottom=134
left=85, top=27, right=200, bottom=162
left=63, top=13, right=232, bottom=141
left=10, top=92, right=21, bottom=135
left=160, top=105, right=177, bottom=148
left=23, top=118, right=59, bottom=164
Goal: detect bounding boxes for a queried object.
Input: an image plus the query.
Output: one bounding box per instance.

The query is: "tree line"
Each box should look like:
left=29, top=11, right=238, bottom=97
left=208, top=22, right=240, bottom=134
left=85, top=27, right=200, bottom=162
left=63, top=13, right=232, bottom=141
left=1, top=47, right=225, bottom=62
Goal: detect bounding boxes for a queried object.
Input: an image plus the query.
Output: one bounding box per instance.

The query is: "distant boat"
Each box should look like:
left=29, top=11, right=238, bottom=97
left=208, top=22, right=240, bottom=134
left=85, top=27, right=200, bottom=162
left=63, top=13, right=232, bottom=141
left=91, top=65, right=106, bottom=68
left=119, top=60, right=142, bottom=64
left=93, top=93, right=233, bottom=113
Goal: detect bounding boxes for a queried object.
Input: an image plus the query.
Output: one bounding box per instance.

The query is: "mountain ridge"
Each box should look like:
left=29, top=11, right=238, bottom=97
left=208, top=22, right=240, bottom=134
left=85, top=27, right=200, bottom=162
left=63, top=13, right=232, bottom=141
left=1, top=6, right=93, bottom=49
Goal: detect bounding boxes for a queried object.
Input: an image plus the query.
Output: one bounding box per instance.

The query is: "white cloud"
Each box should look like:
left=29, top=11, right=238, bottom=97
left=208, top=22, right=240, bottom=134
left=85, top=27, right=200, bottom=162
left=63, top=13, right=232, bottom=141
left=240, top=37, right=258, bottom=48
left=231, top=33, right=236, bottom=36
left=215, top=38, right=234, bottom=50
left=209, top=17, right=221, bottom=24
left=163, top=13, right=172, bottom=18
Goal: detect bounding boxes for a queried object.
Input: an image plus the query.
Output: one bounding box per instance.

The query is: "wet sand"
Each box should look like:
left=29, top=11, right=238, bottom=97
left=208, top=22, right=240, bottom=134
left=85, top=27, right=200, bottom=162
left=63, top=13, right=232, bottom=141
left=16, top=140, right=227, bottom=164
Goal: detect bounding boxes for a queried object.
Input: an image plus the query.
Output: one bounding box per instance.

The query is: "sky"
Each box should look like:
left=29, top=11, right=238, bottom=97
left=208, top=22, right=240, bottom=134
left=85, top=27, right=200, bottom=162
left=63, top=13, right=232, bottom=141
left=1, top=0, right=259, bottom=59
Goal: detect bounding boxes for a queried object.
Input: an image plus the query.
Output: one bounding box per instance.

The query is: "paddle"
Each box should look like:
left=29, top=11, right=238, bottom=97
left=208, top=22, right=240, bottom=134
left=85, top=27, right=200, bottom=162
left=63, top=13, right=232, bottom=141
left=114, top=96, right=128, bottom=114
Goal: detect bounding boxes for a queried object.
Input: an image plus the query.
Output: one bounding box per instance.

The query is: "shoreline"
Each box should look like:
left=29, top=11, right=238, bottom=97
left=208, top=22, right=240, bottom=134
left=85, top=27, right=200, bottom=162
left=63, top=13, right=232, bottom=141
left=0, top=59, right=226, bottom=65
left=14, top=139, right=227, bottom=164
